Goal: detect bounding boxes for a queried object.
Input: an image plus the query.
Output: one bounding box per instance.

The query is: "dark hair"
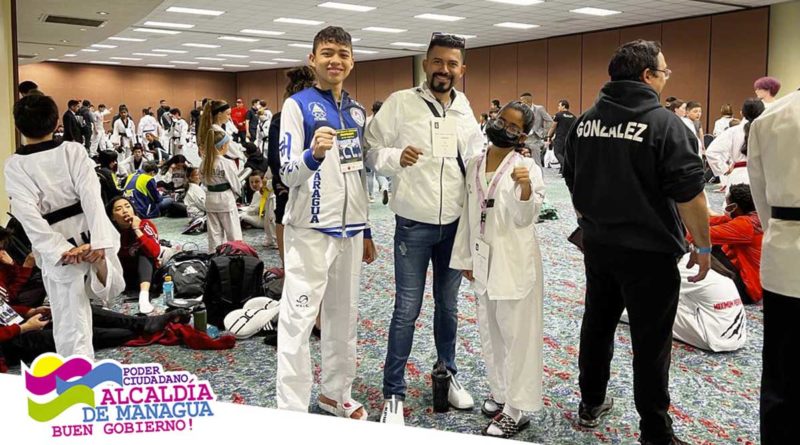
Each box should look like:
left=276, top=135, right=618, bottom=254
left=686, top=101, right=702, bottom=111
left=608, top=39, right=662, bottom=82
left=159, top=154, right=188, bottom=175
left=251, top=98, right=260, bottom=105
left=754, top=76, right=781, bottom=97
left=720, top=103, right=733, bottom=117
left=740, top=98, right=765, bottom=156
left=284, top=66, right=316, bottom=100
left=187, top=166, right=199, bottom=180
left=249, top=169, right=264, bottom=179
left=427, top=33, right=466, bottom=60
left=491, top=99, right=501, bottom=108
left=14, top=95, right=59, bottom=138
left=160, top=99, right=166, bottom=103
left=520, top=92, right=532, bottom=98
left=371, top=101, right=383, bottom=114
left=132, top=143, right=144, bottom=152
left=81, top=99, right=91, bottom=107
left=170, top=108, right=181, bottom=116
left=18, top=80, right=38, bottom=95
left=106, top=196, right=138, bottom=227
left=259, top=100, right=267, bottom=108
left=242, top=141, right=260, bottom=156
left=499, top=101, right=535, bottom=134
left=67, top=99, right=80, bottom=108
left=559, top=99, right=570, bottom=109
left=98, top=104, right=106, bottom=109
left=665, top=98, right=685, bottom=112
left=728, top=184, right=755, bottom=213
left=142, top=161, right=158, bottom=174
left=480, top=113, right=488, bottom=120
left=142, top=107, right=152, bottom=116
left=97, top=150, right=118, bottom=169
left=313, top=26, right=352, bottom=54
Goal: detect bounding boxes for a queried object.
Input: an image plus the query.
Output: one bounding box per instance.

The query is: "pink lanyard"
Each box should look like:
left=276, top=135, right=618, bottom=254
left=475, top=152, right=519, bottom=237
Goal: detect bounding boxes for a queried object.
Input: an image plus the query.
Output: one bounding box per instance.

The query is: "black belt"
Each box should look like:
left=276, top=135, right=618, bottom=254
left=43, top=202, right=83, bottom=225
left=207, top=183, right=231, bottom=192
left=772, top=207, right=800, bottom=221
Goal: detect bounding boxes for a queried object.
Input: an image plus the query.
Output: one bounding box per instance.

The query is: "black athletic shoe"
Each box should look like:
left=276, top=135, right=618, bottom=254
left=578, top=397, right=613, bottom=428
left=640, top=437, right=689, bottom=445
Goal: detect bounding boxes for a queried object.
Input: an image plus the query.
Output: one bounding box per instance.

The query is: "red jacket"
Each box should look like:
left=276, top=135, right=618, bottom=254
left=0, top=263, right=34, bottom=343
left=231, top=106, right=247, bottom=131
left=119, top=219, right=160, bottom=261
left=692, top=213, right=763, bottom=302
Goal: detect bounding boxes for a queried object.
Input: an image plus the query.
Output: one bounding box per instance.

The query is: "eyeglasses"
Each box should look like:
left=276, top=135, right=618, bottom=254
left=652, top=68, right=672, bottom=79
left=490, top=117, right=524, bottom=138
left=430, top=32, right=466, bottom=49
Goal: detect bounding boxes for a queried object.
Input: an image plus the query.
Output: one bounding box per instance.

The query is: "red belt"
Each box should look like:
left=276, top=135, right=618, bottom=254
left=733, top=161, right=747, bottom=168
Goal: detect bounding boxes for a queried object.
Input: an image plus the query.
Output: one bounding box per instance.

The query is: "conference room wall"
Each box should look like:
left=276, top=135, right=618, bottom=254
left=463, top=7, right=769, bottom=130
left=17, top=62, right=236, bottom=132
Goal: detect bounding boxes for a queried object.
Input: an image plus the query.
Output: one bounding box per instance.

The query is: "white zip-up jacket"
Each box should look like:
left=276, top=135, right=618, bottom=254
left=365, top=82, right=484, bottom=225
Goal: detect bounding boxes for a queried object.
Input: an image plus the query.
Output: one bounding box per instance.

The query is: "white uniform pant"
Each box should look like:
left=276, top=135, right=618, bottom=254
left=42, top=269, right=95, bottom=358
left=276, top=226, right=363, bottom=411
left=477, top=291, right=543, bottom=412
left=206, top=209, right=243, bottom=252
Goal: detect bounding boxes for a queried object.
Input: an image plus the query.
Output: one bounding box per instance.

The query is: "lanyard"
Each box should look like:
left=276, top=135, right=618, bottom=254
left=475, top=152, right=519, bottom=237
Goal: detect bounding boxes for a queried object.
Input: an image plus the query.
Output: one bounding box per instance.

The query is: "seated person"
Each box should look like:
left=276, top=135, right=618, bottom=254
left=107, top=196, right=162, bottom=314
left=122, top=161, right=186, bottom=218
left=184, top=167, right=207, bottom=219
left=689, top=184, right=763, bottom=304
left=158, top=155, right=190, bottom=192
left=622, top=255, right=746, bottom=352
left=118, top=143, right=152, bottom=177
left=144, top=132, right=169, bottom=164
left=240, top=170, right=276, bottom=247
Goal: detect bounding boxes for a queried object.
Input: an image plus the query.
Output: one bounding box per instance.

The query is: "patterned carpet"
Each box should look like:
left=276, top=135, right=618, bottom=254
left=10, top=169, right=762, bottom=444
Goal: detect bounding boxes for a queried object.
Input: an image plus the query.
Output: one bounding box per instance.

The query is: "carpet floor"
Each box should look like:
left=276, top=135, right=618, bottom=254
left=10, top=169, right=762, bottom=444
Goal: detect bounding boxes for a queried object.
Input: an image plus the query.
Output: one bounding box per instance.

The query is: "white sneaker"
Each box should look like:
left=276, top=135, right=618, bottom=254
left=380, top=396, right=405, bottom=425
left=448, top=373, right=474, bottom=409
left=369, top=196, right=375, bottom=203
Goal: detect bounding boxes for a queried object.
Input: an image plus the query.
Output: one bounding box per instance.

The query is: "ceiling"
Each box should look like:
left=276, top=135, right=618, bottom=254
left=17, top=0, right=789, bottom=72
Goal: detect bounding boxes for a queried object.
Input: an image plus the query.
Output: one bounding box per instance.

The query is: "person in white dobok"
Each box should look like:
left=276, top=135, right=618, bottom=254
left=111, top=107, right=136, bottom=158
left=4, top=94, right=124, bottom=358
left=705, top=98, right=765, bottom=193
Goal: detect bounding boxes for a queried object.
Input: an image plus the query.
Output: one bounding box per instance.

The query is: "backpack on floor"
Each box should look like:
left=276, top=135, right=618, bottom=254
left=262, top=270, right=284, bottom=301
left=215, top=240, right=259, bottom=258
left=204, top=255, right=265, bottom=328
left=152, top=250, right=211, bottom=299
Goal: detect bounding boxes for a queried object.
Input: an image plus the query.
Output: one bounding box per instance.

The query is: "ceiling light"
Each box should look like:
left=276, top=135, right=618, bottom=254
left=91, top=44, right=117, bottom=49
left=222, top=64, right=249, bottom=68
left=60, top=39, right=69, bottom=43
left=240, top=29, right=286, bottom=36
left=80, top=49, right=99, bottom=52
left=170, top=60, right=199, bottom=64
left=80, top=28, right=86, bottom=31
left=455, top=34, right=477, bottom=39
left=288, top=43, right=313, bottom=49
left=183, top=43, right=221, bottom=48
left=362, top=26, right=406, bottom=33
left=273, top=58, right=302, bottom=62
left=317, top=2, right=376, bottom=12
left=414, top=13, right=464, bottom=22
left=48, top=47, right=54, bottom=50
left=351, top=38, right=362, bottom=42
left=487, top=0, right=543, bottom=5
left=48, top=58, right=59, bottom=61
left=63, top=54, right=76, bottom=57
left=274, top=17, right=324, bottom=26
left=570, top=7, right=622, bottom=16
left=219, top=36, right=260, bottom=42
left=217, top=53, right=249, bottom=58
left=152, top=49, right=187, bottom=53
left=196, top=57, right=225, bottom=61
left=250, top=49, right=284, bottom=54
left=353, top=49, right=378, bottom=54
left=97, top=11, right=109, bottom=15
left=143, top=21, right=195, bottom=29
left=166, top=6, right=225, bottom=16
left=133, top=52, right=168, bottom=57
left=198, top=67, right=224, bottom=71
left=89, top=61, right=121, bottom=65
left=147, top=64, right=176, bottom=68
left=391, top=42, right=426, bottom=48
left=251, top=61, right=278, bottom=65
left=493, top=22, right=539, bottom=29
left=110, top=57, right=143, bottom=61
left=134, top=28, right=182, bottom=35
left=109, top=37, right=147, bottom=42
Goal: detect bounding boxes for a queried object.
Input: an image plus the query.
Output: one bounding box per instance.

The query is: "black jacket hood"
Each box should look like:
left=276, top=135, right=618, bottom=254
left=594, top=81, right=664, bottom=126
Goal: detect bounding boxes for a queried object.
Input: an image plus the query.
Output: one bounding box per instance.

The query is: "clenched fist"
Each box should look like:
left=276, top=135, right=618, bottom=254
left=511, top=166, right=532, bottom=201
left=400, top=146, right=423, bottom=168
left=312, top=126, right=337, bottom=160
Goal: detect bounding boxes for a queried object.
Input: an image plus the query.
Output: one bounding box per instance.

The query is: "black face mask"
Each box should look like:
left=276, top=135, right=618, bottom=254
left=485, top=119, right=522, bottom=148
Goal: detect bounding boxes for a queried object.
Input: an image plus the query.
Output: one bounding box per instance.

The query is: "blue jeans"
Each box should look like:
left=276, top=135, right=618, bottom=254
left=383, top=215, right=462, bottom=400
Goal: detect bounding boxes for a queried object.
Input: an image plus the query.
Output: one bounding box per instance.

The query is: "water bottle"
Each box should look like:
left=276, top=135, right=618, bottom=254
left=162, top=276, right=174, bottom=305
left=193, top=303, right=207, bottom=333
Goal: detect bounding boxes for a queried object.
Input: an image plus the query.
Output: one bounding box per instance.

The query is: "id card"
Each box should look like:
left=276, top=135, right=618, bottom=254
left=335, top=128, right=364, bottom=173
left=473, top=238, right=491, bottom=289
left=431, top=117, right=458, bottom=158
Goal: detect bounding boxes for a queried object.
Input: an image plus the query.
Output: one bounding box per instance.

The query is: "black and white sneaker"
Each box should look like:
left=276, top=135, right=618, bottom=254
left=380, top=396, right=404, bottom=426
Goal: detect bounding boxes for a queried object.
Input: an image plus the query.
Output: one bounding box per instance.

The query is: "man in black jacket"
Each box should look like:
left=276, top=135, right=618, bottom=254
left=79, top=100, right=94, bottom=152
left=563, top=40, right=711, bottom=445
left=62, top=99, right=83, bottom=144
